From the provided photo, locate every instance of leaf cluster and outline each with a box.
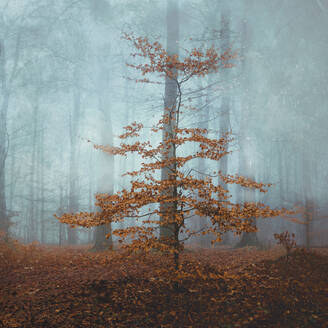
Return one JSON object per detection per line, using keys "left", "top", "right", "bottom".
{"left": 122, "top": 33, "right": 236, "bottom": 82}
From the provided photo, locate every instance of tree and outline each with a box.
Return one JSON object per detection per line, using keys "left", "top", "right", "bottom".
{"left": 56, "top": 34, "right": 291, "bottom": 269}
{"left": 86, "top": 0, "right": 115, "bottom": 251}
{"left": 91, "top": 47, "right": 114, "bottom": 252}
{"left": 0, "top": 6, "right": 24, "bottom": 235}
{"left": 0, "top": 0, "right": 50, "bottom": 236}
{"left": 234, "top": 13, "right": 260, "bottom": 248}
{"left": 159, "top": 0, "right": 180, "bottom": 241}
{"left": 0, "top": 37, "right": 9, "bottom": 234}
{"left": 62, "top": 3, "right": 90, "bottom": 245}
{"left": 217, "top": 8, "right": 233, "bottom": 245}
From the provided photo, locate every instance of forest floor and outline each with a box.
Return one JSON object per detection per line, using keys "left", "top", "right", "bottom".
{"left": 0, "top": 239, "right": 327, "bottom": 328}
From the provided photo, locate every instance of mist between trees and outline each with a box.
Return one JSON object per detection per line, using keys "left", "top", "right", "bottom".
{"left": 1, "top": 0, "right": 327, "bottom": 251}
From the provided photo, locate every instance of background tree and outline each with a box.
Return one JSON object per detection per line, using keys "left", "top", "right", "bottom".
{"left": 234, "top": 13, "right": 259, "bottom": 248}
{"left": 91, "top": 48, "right": 114, "bottom": 251}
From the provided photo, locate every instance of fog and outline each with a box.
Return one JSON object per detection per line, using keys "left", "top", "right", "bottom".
{"left": 1, "top": 0, "right": 327, "bottom": 248}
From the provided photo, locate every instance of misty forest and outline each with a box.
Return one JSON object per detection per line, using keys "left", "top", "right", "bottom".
{"left": 1, "top": 0, "right": 328, "bottom": 327}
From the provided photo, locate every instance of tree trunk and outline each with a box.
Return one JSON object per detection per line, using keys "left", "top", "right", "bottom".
{"left": 67, "top": 65, "right": 81, "bottom": 245}
{"left": 159, "top": 0, "right": 179, "bottom": 241}
{"left": 57, "top": 186, "right": 64, "bottom": 246}
{"left": 92, "top": 47, "right": 113, "bottom": 251}
{"left": 0, "top": 101, "right": 8, "bottom": 233}
{"left": 27, "top": 99, "right": 39, "bottom": 242}
{"left": 218, "top": 10, "right": 232, "bottom": 245}
{"left": 39, "top": 124, "right": 45, "bottom": 243}
{"left": 93, "top": 223, "right": 112, "bottom": 251}
{"left": 0, "top": 39, "right": 9, "bottom": 234}
{"left": 8, "top": 146, "right": 15, "bottom": 228}
{"left": 235, "top": 16, "right": 259, "bottom": 248}
{"left": 302, "top": 146, "right": 313, "bottom": 249}
{"left": 88, "top": 150, "right": 95, "bottom": 244}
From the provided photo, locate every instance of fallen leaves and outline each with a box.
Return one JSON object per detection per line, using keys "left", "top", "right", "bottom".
{"left": 0, "top": 240, "right": 327, "bottom": 327}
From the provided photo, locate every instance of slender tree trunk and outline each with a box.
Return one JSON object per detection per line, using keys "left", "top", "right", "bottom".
{"left": 302, "top": 147, "right": 313, "bottom": 249}
{"left": 0, "top": 30, "right": 21, "bottom": 236}
{"left": 88, "top": 150, "right": 94, "bottom": 244}
{"left": 0, "top": 39, "right": 9, "bottom": 234}
{"left": 92, "top": 49, "right": 113, "bottom": 251}
{"left": 67, "top": 65, "right": 81, "bottom": 245}
{"left": 9, "top": 139, "right": 16, "bottom": 216}
{"left": 195, "top": 78, "right": 212, "bottom": 248}
{"left": 0, "top": 102, "right": 8, "bottom": 233}
{"left": 304, "top": 199, "right": 312, "bottom": 249}
{"left": 235, "top": 17, "right": 259, "bottom": 248}
{"left": 121, "top": 63, "right": 130, "bottom": 184}
{"left": 27, "top": 99, "right": 39, "bottom": 242}
{"left": 276, "top": 142, "right": 288, "bottom": 233}
{"left": 58, "top": 185, "right": 65, "bottom": 246}
{"left": 160, "top": 0, "right": 179, "bottom": 242}
{"left": 119, "top": 75, "right": 131, "bottom": 232}
{"left": 39, "top": 124, "right": 45, "bottom": 243}
{"left": 218, "top": 10, "right": 232, "bottom": 245}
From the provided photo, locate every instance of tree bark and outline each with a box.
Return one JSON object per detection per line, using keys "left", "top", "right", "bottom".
{"left": 57, "top": 185, "right": 66, "bottom": 246}
{"left": 302, "top": 146, "right": 313, "bottom": 249}
{"left": 39, "top": 123, "right": 45, "bottom": 243}
{"left": 160, "top": 0, "right": 180, "bottom": 240}
{"left": 92, "top": 48, "right": 113, "bottom": 251}
{"left": 67, "top": 65, "right": 81, "bottom": 245}
{"left": 235, "top": 16, "right": 259, "bottom": 248}
{"left": 218, "top": 10, "right": 232, "bottom": 245}
{"left": 0, "top": 96, "right": 8, "bottom": 233}
{"left": 196, "top": 79, "right": 211, "bottom": 248}
{"left": 0, "top": 39, "right": 9, "bottom": 234}
{"left": 27, "top": 99, "right": 39, "bottom": 242}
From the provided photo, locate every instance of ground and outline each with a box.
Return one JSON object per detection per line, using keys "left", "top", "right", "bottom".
{"left": 0, "top": 239, "right": 327, "bottom": 327}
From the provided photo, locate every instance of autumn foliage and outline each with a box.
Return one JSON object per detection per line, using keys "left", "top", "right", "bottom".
{"left": 56, "top": 35, "right": 292, "bottom": 268}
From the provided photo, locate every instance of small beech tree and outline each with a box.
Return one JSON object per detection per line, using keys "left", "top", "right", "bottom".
{"left": 56, "top": 34, "right": 292, "bottom": 269}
